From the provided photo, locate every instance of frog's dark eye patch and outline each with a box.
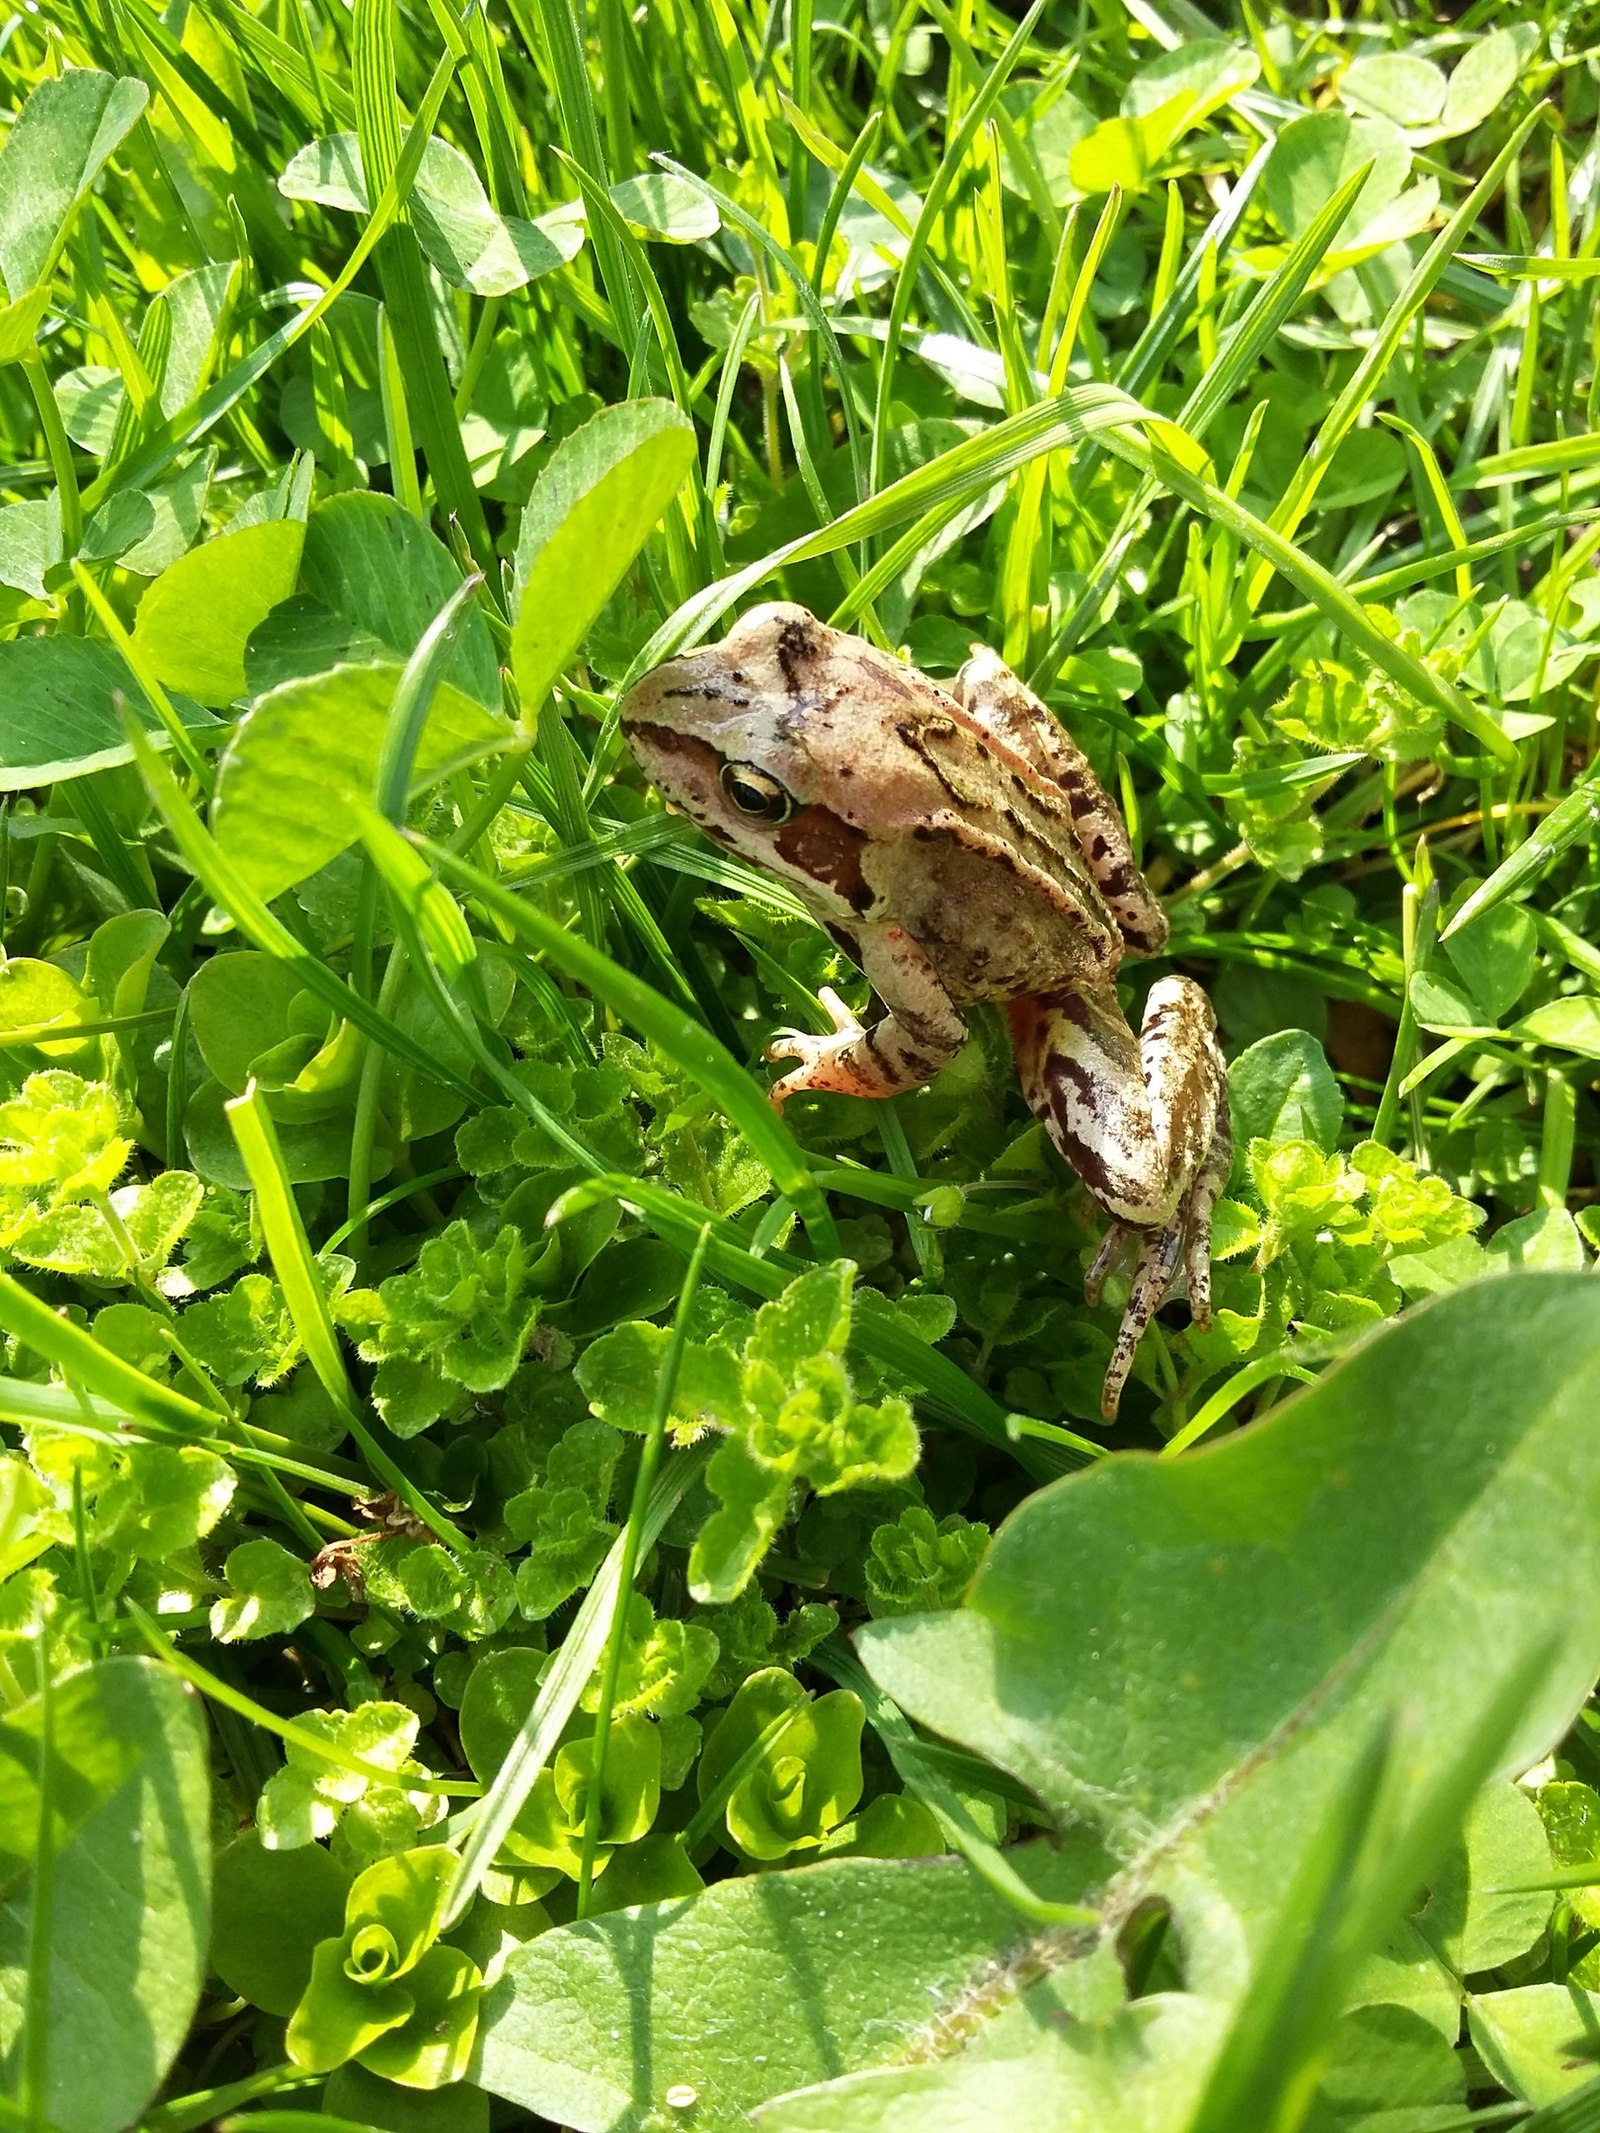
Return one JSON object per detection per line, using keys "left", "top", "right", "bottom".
{"left": 719, "top": 761, "right": 794, "bottom": 823}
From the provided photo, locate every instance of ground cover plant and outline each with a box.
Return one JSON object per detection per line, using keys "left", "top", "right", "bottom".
{"left": 3, "top": 0, "right": 1600, "bottom": 2126}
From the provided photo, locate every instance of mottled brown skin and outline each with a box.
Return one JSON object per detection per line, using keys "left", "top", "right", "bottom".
{"left": 620, "top": 603, "right": 1229, "bottom": 1415}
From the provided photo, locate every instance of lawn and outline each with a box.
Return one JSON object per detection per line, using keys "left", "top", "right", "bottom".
{"left": 2, "top": 1, "right": 1600, "bottom": 2127}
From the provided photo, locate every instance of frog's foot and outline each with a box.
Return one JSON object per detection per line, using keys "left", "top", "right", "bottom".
{"left": 1084, "top": 1104, "right": 1233, "bottom": 1414}
{"left": 1011, "top": 975, "right": 1228, "bottom": 1417}
{"left": 765, "top": 988, "right": 869, "bottom": 1108}
{"left": 765, "top": 929, "right": 969, "bottom": 1108}
{"left": 1098, "top": 1224, "right": 1186, "bottom": 1419}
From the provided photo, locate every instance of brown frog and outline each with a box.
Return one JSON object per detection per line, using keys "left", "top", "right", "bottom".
{"left": 619, "top": 603, "right": 1229, "bottom": 1415}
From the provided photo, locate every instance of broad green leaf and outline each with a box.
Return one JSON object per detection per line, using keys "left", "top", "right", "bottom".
{"left": 1228, "top": 1028, "right": 1344, "bottom": 1151}
{"left": 325, "top": 2061, "right": 491, "bottom": 2130}
{"left": 609, "top": 173, "right": 719, "bottom": 242}
{"left": 0, "top": 69, "right": 148, "bottom": 360}
{"left": 1418, "top": 1783, "right": 1553, "bottom": 1974}
{"left": 1263, "top": 110, "right": 1410, "bottom": 242}
{"left": 212, "top": 663, "right": 509, "bottom": 901}
{"left": 0, "top": 637, "right": 216, "bottom": 789}
{"left": 865, "top": 1276, "right": 1600, "bottom": 1862}
{"left": 1438, "top": 28, "right": 1534, "bottom": 139}
{"left": 511, "top": 399, "right": 697, "bottom": 715}
{"left": 472, "top": 1847, "right": 1113, "bottom": 2129}
{"left": 187, "top": 950, "right": 318, "bottom": 1094}
{"left": 1339, "top": 54, "right": 1446, "bottom": 130}
{"left": 296, "top": 492, "right": 501, "bottom": 709}
{"left": 104, "top": 444, "right": 216, "bottom": 576}
{"left": 1488, "top": 1209, "right": 1588, "bottom": 1273}
{"left": 0, "top": 958, "right": 95, "bottom": 1058}
{"left": 0, "top": 497, "right": 60, "bottom": 599}
{"left": 1443, "top": 901, "right": 1539, "bottom": 1020}
{"left": 0, "top": 1657, "right": 210, "bottom": 2133}
{"left": 847, "top": 1278, "right": 1600, "bottom": 2104}
{"left": 1470, "top": 1985, "right": 1600, "bottom": 2107}
{"left": 409, "top": 143, "right": 585, "bottom": 295}
{"left": 1513, "top": 998, "right": 1600, "bottom": 1061}
{"left": 279, "top": 131, "right": 369, "bottom": 210}
{"left": 1410, "top": 968, "right": 1492, "bottom": 1035}
{"left": 133, "top": 518, "right": 307, "bottom": 704}
{"left": 279, "top": 132, "right": 585, "bottom": 294}
{"left": 1069, "top": 43, "right": 1259, "bottom": 195}
{"left": 212, "top": 1831, "right": 352, "bottom": 2015}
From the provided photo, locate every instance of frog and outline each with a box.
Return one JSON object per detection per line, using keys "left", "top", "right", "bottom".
{"left": 619, "top": 602, "right": 1230, "bottom": 1417}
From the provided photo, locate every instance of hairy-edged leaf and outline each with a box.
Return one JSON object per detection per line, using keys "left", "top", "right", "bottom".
{"left": 211, "top": 1535, "right": 316, "bottom": 1641}
{"left": 0, "top": 1658, "right": 210, "bottom": 2133}
{"left": 0, "top": 637, "right": 216, "bottom": 789}
{"left": 511, "top": 399, "right": 696, "bottom": 715}
{"left": 844, "top": 1278, "right": 1600, "bottom": 2097}
{"left": 212, "top": 664, "right": 509, "bottom": 901}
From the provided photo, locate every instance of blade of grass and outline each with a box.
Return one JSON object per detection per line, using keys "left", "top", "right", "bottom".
{"left": 576, "top": 1222, "right": 711, "bottom": 1916}
{"left": 226, "top": 1080, "right": 471, "bottom": 1553}
{"left": 444, "top": 1440, "right": 713, "bottom": 1925}
{"left": 1442, "top": 763, "right": 1600, "bottom": 938}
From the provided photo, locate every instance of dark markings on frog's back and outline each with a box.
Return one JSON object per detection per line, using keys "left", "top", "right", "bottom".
{"left": 776, "top": 618, "right": 815, "bottom": 693}
{"left": 896, "top": 720, "right": 971, "bottom": 812}
{"left": 774, "top": 804, "right": 873, "bottom": 913}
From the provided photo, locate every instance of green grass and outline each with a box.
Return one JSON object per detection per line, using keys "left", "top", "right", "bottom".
{"left": 2, "top": 1, "right": 1600, "bottom": 2127}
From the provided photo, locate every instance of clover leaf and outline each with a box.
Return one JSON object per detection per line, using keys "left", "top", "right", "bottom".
{"left": 286, "top": 1846, "right": 483, "bottom": 2090}
{"left": 210, "top": 1536, "right": 315, "bottom": 1642}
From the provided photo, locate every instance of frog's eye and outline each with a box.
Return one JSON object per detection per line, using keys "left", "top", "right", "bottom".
{"left": 719, "top": 761, "right": 795, "bottom": 824}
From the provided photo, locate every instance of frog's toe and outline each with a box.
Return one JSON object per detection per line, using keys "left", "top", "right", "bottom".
{"left": 1100, "top": 1223, "right": 1184, "bottom": 1418}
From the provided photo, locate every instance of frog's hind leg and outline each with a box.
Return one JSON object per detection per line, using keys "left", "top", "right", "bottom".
{"left": 954, "top": 648, "right": 1169, "bottom": 955}
{"left": 1010, "top": 975, "right": 1227, "bottom": 1415}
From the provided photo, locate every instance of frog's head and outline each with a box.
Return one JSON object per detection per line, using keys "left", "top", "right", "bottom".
{"left": 617, "top": 603, "right": 850, "bottom": 884}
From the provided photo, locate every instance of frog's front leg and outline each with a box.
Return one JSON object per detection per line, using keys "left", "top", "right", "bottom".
{"left": 1009, "top": 976, "right": 1228, "bottom": 1416}
{"left": 766, "top": 924, "right": 967, "bottom": 1107}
